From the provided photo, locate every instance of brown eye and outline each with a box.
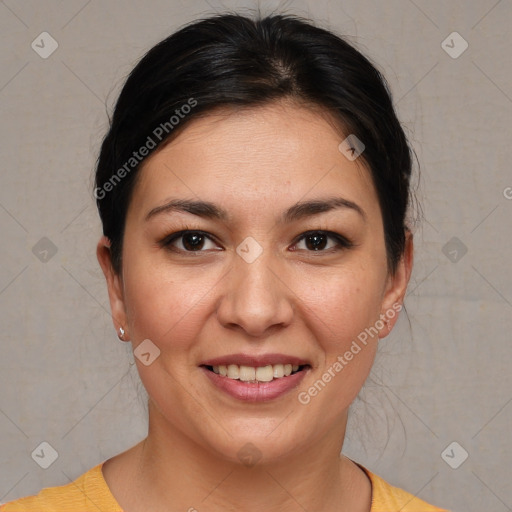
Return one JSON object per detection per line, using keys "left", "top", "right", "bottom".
{"left": 163, "top": 230, "right": 220, "bottom": 253}
{"left": 181, "top": 232, "right": 206, "bottom": 251}
{"left": 293, "top": 231, "right": 353, "bottom": 252}
{"left": 304, "top": 233, "right": 328, "bottom": 251}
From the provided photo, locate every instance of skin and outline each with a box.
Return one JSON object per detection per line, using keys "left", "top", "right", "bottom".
{"left": 97, "top": 100, "right": 413, "bottom": 512}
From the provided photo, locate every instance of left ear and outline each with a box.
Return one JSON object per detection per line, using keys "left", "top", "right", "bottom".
{"left": 378, "top": 230, "right": 414, "bottom": 339}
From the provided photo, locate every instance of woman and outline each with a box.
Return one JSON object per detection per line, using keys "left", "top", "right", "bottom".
{"left": 1, "top": 13, "right": 448, "bottom": 512}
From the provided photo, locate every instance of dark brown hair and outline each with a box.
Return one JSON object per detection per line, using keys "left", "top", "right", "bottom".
{"left": 94, "top": 13, "right": 412, "bottom": 274}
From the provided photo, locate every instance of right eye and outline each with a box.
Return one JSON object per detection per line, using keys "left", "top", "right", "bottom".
{"left": 162, "top": 230, "right": 222, "bottom": 253}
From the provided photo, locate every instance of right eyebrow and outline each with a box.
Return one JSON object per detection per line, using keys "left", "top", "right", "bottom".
{"left": 145, "top": 199, "right": 228, "bottom": 222}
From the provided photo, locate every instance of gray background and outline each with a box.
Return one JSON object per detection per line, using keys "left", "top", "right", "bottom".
{"left": 1, "top": 1, "right": 511, "bottom": 511}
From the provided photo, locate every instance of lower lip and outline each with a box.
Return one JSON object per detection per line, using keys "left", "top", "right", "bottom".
{"left": 200, "top": 366, "right": 309, "bottom": 402}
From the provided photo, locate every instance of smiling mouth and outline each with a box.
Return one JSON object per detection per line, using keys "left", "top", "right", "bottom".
{"left": 202, "top": 363, "right": 310, "bottom": 383}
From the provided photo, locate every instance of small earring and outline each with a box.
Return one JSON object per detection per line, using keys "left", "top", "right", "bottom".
{"left": 118, "top": 327, "right": 125, "bottom": 340}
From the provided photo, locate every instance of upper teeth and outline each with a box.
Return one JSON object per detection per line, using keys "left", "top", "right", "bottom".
{"left": 212, "top": 364, "right": 300, "bottom": 382}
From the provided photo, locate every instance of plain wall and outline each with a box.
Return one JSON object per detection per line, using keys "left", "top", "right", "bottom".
{"left": 1, "top": 1, "right": 511, "bottom": 511}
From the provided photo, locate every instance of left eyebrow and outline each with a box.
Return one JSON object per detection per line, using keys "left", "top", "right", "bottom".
{"left": 280, "top": 197, "right": 366, "bottom": 223}
{"left": 144, "top": 196, "right": 366, "bottom": 223}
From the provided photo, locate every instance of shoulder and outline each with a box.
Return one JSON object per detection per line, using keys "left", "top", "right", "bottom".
{"left": 0, "top": 463, "right": 121, "bottom": 512}
{"left": 358, "top": 464, "right": 450, "bottom": 512}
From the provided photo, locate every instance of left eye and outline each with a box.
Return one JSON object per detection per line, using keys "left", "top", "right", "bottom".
{"left": 292, "top": 231, "right": 352, "bottom": 252}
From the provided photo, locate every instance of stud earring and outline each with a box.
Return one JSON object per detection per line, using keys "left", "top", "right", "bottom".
{"left": 118, "top": 327, "right": 125, "bottom": 340}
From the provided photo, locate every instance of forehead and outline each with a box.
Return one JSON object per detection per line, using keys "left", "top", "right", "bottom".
{"left": 129, "top": 101, "right": 379, "bottom": 222}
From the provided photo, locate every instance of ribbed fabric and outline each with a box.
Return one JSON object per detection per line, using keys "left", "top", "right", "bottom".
{"left": 356, "top": 464, "right": 448, "bottom": 511}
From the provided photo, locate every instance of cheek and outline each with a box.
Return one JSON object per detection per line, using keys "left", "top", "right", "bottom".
{"left": 293, "top": 265, "right": 384, "bottom": 345}
{"left": 122, "top": 257, "right": 220, "bottom": 347}
{"left": 293, "top": 274, "right": 382, "bottom": 415}
{"left": 292, "top": 264, "right": 383, "bottom": 397}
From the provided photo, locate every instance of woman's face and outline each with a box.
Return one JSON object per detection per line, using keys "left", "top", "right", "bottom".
{"left": 99, "top": 101, "right": 411, "bottom": 464}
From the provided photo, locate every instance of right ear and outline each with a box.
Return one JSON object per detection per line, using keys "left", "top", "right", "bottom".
{"left": 96, "top": 236, "right": 129, "bottom": 341}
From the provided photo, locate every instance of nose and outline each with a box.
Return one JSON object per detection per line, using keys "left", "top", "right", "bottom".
{"left": 215, "top": 249, "right": 294, "bottom": 338}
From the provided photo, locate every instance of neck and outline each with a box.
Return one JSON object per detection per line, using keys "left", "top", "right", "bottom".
{"left": 111, "top": 401, "right": 371, "bottom": 512}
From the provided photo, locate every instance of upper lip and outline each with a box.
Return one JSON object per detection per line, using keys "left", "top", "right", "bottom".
{"left": 200, "top": 353, "right": 310, "bottom": 367}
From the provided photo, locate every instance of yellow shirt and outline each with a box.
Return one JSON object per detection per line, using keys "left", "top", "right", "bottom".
{"left": 1, "top": 461, "right": 448, "bottom": 512}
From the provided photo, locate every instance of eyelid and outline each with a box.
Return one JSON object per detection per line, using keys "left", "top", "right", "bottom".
{"left": 160, "top": 227, "right": 354, "bottom": 254}
{"left": 160, "top": 229, "right": 222, "bottom": 250}
{"left": 291, "top": 230, "right": 355, "bottom": 251}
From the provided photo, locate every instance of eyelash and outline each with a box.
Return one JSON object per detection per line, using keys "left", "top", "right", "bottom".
{"left": 160, "top": 226, "right": 354, "bottom": 255}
